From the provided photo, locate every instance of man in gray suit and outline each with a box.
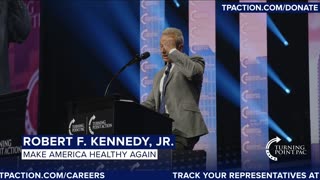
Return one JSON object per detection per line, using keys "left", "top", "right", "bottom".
{"left": 142, "top": 27, "right": 208, "bottom": 150}
{"left": 0, "top": 0, "right": 31, "bottom": 94}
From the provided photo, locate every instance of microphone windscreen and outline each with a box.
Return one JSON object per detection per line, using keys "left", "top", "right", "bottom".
{"left": 140, "top": 52, "right": 150, "bottom": 60}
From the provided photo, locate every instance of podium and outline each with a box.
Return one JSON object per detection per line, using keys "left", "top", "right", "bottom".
{"left": 0, "top": 90, "right": 28, "bottom": 157}
{"left": 65, "top": 97, "right": 208, "bottom": 171}
{"left": 67, "top": 96, "right": 173, "bottom": 135}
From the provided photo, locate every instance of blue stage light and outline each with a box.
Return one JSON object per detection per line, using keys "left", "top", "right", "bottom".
{"left": 285, "top": 88, "right": 291, "bottom": 94}
{"left": 216, "top": 60, "right": 292, "bottom": 143}
{"left": 55, "top": 1, "right": 140, "bottom": 98}
{"left": 216, "top": 11, "right": 239, "bottom": 49}
{"left": 216, "top": 60, "right": 240, "bottom": 105}
{"left": 267, "top": 15, "right": 288, "bottom": 47}
{"left": 286, "top": 137, "right": 292, "bottom": 143}
{"left": 268, "top": 64, "right": 291, "bottom": 95}
{"left": 269, "top": 117, "right": 293, "bottom": 143}
{"left": 173, "top": 0, "right": 180, "bottom": 8}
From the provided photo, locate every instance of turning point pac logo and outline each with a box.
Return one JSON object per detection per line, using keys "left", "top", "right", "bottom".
{"left": 265, "top": 137, "right": 281, "bottom": 161}
{"left": 265, "top": 137, "right": 307, "bottom": 161}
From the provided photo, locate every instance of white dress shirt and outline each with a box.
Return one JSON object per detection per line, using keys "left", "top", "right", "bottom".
{"left": 159, "top": 48, "right": 177, "bottom": 113}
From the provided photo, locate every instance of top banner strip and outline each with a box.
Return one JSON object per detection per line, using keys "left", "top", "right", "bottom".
{"left": 220, "top": 3, "right": 320, "bottom": 13}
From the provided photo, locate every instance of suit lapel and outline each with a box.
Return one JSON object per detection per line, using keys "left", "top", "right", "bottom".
{"left": 154, "top": 68, "right": 165, "bottom": 110}
{"left": 164, "top": 65, "right": 175, "bottom": 91}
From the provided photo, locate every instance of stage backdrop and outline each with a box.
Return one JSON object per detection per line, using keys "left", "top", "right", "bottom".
{"left": 8, "top": 0, "right": 40, "bottom": 135}
{"left": 140, "top": 0, "right": 217, "bottom": 170}
{"left": 309, "top": 0, "right": 320, "bottom": 166}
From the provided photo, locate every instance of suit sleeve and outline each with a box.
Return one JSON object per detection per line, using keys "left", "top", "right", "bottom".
{"left": 141, "top": 91, "right": 156, "bottom": 111}
{"left": 8, "top": 0, "right": 31, "bottom": 43}
{"left": 168, "top": 50, "right": 205, "bottom": 79}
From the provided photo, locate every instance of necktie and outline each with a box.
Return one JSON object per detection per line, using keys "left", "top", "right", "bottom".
{"left": 159, "top": 63, "right": 172, "bottom": 114}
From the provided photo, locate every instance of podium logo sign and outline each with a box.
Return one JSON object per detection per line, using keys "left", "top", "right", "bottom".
{"left": 68, "top": 118, "right": 86, "bottom": 135}
{"left": 265, "top": 137, "right": 281, "bottom": 161}
{"left": 68, "top": 111, "right": 113, "bottom": 135}
{"left": 88, "top": 114, "right": 113, "bottom": 135}
{"left": 265, "top": 137, "right": 307, "bottom": 161}
{"left": 0, "top": 139, "right": 21, "bottom": 156}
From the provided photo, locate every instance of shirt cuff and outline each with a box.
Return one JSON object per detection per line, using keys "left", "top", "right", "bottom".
{"left": 169, "top": 48, "right": 177, "bottom": 54}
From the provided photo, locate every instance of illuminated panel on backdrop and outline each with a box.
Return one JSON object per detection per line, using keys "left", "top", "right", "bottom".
{"left": 189, "top": 0, "right": 216, "bottom": 170}
{"left": 140, "top": 0, "right": 165, "bottom": 103}
{"left": 9, "top": 0, "right": 40, "bottom": 135}
{"left": 309, "top": 0, "right": 320, "bottom": 167}
{"left": 240, "top": 0, "right": 268, "bottom": 170}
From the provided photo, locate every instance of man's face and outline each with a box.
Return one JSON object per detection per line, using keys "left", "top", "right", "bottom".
{"left": 160, "top": 34, "right": 175, "bottom": 62}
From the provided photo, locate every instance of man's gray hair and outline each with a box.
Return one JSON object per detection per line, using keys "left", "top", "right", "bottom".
{"left": 162, "top": 27, "right": 184, "bottom": 46}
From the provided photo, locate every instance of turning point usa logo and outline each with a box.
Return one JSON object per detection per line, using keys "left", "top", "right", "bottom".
{"left": 265, "top": 137, "right": 307, "bottom": 161}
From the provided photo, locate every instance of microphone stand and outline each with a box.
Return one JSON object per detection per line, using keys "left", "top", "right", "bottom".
{"left": 104, "top": 54, "right": 140, "bottom": 96}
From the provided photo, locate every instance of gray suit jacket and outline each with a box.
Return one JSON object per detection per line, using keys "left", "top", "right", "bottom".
{"left": 142, "top": 50, "right": 209, "bottom": 138}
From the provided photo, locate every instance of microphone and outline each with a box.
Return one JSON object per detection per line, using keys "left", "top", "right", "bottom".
{"left": 104, "top": 52, "right": 150, "bottom": 96}
{"left": 127, "top": 52, "right": 150, "bottom": 66}
{"left": 140, "top": 51, "right": 150, "bottom": 59}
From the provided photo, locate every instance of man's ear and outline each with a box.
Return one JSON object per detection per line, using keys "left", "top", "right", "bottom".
{"left": 177, "top": 44, "right": 183, "bottom": 51}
